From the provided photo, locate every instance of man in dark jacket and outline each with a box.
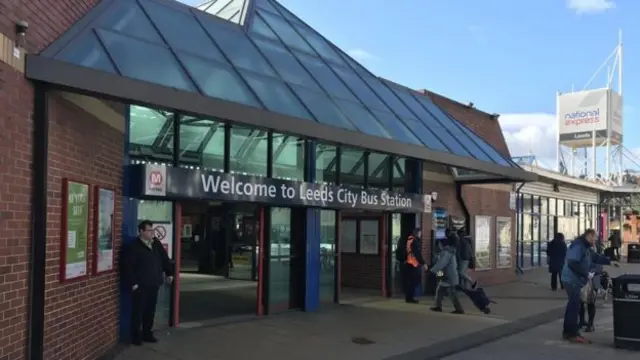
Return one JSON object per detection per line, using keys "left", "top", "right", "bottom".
{"left": 456, "top": 233, "right": 476, "bottom": 289}
{"left": 396, "top": 228, "right": 428, "bottom": 303}
{"left": 608, "top": 231, "right": 621, "bottom": 260}
{"left": 546, "top": 233, "right": 567, "bottom": 291}
{"left": 123, "top": 220, "right": 174, "bottom": 345}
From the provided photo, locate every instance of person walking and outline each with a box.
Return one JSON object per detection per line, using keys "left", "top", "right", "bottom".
{"left": 396, "top": 228, "right": 427, "bottom": 303}
{"left": 546, "top": 233, "right": 567, "bottom": 291}
{"left": 560, "top": 229, "right": 617, "bottom": 343}
{"left": 608, "top": 231, "right": 622, "bottom": 261}
{"left": 456, "top": 233, "right": 477, "bottom": 289}
{"left": 430, "top": 234, "right": 464, "bottom": 314}
{"left": 123, "top": 220, "right": 175, "bottom": 345}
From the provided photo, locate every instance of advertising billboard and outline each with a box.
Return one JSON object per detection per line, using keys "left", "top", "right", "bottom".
{"left": 557, "top": 88, "right": 623, "bottom": 147}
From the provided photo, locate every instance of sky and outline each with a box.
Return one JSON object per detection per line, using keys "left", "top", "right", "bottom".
{"left": 182, "top": 0, "right": 639, "bottom": 171}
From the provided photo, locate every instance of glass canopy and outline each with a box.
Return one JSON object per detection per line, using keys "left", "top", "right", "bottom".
{"left": 42, "top": 0, "right": 519, "bottom": 173}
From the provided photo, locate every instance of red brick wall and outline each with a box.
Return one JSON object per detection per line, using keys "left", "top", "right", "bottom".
{"left": 0, "top": 61, "right": 34, "bottom": 360}
{"left": 422, "top": 177, "right": 516, "bottom": 286}
{"left": 44, "top": 93, "right": 124, "bottom": 360}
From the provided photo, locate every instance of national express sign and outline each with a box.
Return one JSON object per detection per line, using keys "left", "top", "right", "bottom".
{"left": 557, "top": 88, "right": 623, "bottom": 146}
{"left": 126, "top": 164, "right": 428, "bottom": 213}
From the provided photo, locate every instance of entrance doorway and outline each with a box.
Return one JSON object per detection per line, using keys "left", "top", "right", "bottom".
{"left": 178, "top": 202, "right": 260, "bottom": 322}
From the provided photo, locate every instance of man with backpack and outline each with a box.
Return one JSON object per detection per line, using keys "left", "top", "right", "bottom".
{"left": 456, "top": 232, "right": 477, "bottom": 289}
{"left": 396, "top": 228, "right": 428, "bottom": 303}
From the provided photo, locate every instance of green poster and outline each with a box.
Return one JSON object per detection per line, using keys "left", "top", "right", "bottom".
{"left": 65, "top": 181, "right": 89, "bottom": 280}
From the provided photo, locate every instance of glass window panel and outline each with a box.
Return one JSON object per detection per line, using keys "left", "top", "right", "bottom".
{"left": 269, "top": 207, "right": 292, "bottom": 310}
{"left": 400, "top": 118, "right": 449, "bottom": 152}
{"left": 129, "top": 106, "right": 171, "bottom": 146}
{"left": 292, "top": 51, "right": 358, "bottom": 102}
{"left": 257, "top": 10, "right": 314, "bottom": 54}
{"left": 452, "top": 122, "right": 512, "bottom": 166}
{"left": 332, "top": 100, "right": 391, "bottom": 139}
{"left": 540, "top": 197, "right": 549, "bottom": 214}
{"left": 291, "top": 86, "right": 355, "bottom": 130}
{"left": 272, "top": 134, "right": 305, "bottom": 181}
{"left": 239, "top": 71, "right": 313, "bottom": 120}
{"left": 368, "top": 152, "right": 390, "bottom": 189}
{"left": 522, "top": 195, "right": 533, "bottom": 212}
{"left": 361, "top": 77, "right": 417, "bottom": 119}
{"left": 140, "top": 0, "right": 225, "bottom": 61}
{"left": 319, "top": 210, "right": 336, "bottom": 302}
{"left": 292, "top": 24, "right": 346, "bottom": 66}
{"left": 369, "top": 109, "right": 422, "bottom": 145}
{"left": 177, "top": 53, "right": 261, "bottom": 108}
{"left": 176, "top": 117, "right": 213, "bottom": 152}
{"left": 557, "top": 199, "right": 565, "bottom": 216}
{"left": 97, "top": 30, "right": 195, "bottom": 92}
{"left": 56, "top": 32, "right": 116, "bottom": 73}
{"left": 315, "top": 143, "right": 337, "bottom": 184}
{"left": 249, "top": 12, "right": 279, "bottom": 40}
{"left": 391, "top": 213, "right": 402, "bottom": 294}
{"left": 250, "top": 37, "right": 320, "bottom": 90}
{"left": 330, "top": 65, "right": 389, "bottom": 111}
{"left": 200, "top": 122, "right": 225, "bottom": 171}
{"left": 359, "top": 220, "right": 379, "bottom": 254}
{"left": 341, "top": 219, "right": 357, "bottom": 253}
{"left": 392, "top": 158, "right": 405, "bottom": 191}
{"left": 340, "top": 147, "right": 365, "bottom": 187}
{"left": 270, "top": 0, "right": 304, "bottom": 25}
{"left": 496, "top": 217, "right": 512, "bottom": 268}
{"left": 549, "top": 198, "right": 557, "bottom": 215}
{"left": 199, "top": 17, "right": 276, "bottom": 76}
{"left": 229, "top": 126, "right": 268, "bottom": 176}
{"left": 97, "top": 0, "right": 163, "bottom": 43}
{"left": 533, "top": 196, "right": 540, "bottom": 213}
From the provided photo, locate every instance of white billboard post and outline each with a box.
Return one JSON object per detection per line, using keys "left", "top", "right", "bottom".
{"left": 556, "top": 32, "right": 624, "bottom": 184}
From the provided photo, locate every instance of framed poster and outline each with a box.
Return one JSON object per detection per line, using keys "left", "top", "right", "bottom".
{"left": 60, "top": 179, "right": 90, "bottom": 282}
{"left": 496, "top": 217, "right": 513, "bottom": 268}
{"left": 473, "top": 215, "right": 492, "bottom": 270}
{"left": 93, "top": 186, "right": 116, "bottom": 274}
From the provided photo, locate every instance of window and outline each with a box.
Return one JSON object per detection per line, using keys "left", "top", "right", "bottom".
{"left": 340, "top": 147, "right": 365, "bottom": 187}
{"left": 229, "top": 126, "right": 268, "bottom": 176}
{"left": 359, "top": 220, "right": 379, "bottom": 255}
{"left": 319, "top": 210, "right": 336, "bottom": 302}
{"left": 272, "top": 134, "right": 305, "bottom": 181}
{"left": 315, "top": 143, "right": 337, "bottom": 184}
{"left": 368, "top": 152, "right": 391, "bottom": 189}
{"left": 522, "top": 195, "right": 533, "bottom": 213}
{"left": 549, "top": 198, "right": 557, "bottom": 215}
{"left": 341, "top": 219, "right": 357, "bottom": 253}
{"left": 474, "top": 215, "right": 492, "bottom": 270}
{"left": 496, "top": 217, "right": 512, "bottom": 268}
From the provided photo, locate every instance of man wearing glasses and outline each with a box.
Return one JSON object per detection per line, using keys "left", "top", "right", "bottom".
{"left": 123, "top": 220, "right": 174, "bottom": 345}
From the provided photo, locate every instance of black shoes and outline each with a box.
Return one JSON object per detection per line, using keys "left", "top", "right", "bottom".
{"left": 143, "top": 335, "right": 158, "bottom": 343}
{"left": 405, "top": 298, "right": 419, "bottom": 304}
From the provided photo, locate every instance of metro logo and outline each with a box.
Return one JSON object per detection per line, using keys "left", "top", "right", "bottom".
{"left": 149, "top": 171, "right": 163, "bottom": 185}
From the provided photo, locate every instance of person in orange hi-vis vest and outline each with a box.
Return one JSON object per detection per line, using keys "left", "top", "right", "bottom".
{"left": 396, "top": 228, "right": 428, "bottom": 303}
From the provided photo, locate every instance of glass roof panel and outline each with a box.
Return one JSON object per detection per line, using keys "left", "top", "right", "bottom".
{"left": 198, "top": 15, "right": 276, "bottom": 76}
{"left": 401, "top": 118, "right": 450, "bottom": 153}
{"left": 251, "top": 36, "right": 321, "bottom": 90}
{"left": 249, "top": 11, "right": 279, "bottom": 40}
{"left": 239, "top": 70, "right": 314, "bottom": 120}
{"left": 361, "top": 76, "right": 418, "bottom": 120}
{"left": 410, "top": 93, "right": 494, "bottom": 162}
{"left": 177, "top": 52, "right": 261, "bottom": 108}
{"left": 291, "top": 23, "right": 346, "bottom": 66}
{"left": 332, "top": 99, "right": 392, "bottom": 139}
{"left": 176, "top": 117, "right": 217, "bottom": 152}
{"left": 256, "top": 10, "right": 315, "bottom": 54}
{"left": 369, "top": 109, "right": 422, "bottom": 146}
{"left": 95, "top": 0, "right": 163, "bottom": 44}
{"left": 254, "top": 0, "right": 281, "bottom": 16}
{"left": 268, "top": 0, "right": 305, "bottom": 25}
{"left": 329, "top": 64, "right": 389, "bottom": 111}
{"left": 97, "top": 29, "right": 196, "bottom": 92}
{"left": 291, "top": 86, "right": 356, "bottom": 131}
{"left": 292, "top": 50, "right": 358, "bottom": 102}
{"left": 449, "top": 120, "right": 513, "bottom": 166}
{"left": 56, "top": 31, "right": 117, "bottom": 74}
{"left": 140, "top": 0, "right": 225, "bottom": 61}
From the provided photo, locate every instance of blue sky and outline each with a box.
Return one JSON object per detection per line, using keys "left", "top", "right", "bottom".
{"left": 183, "top": 0, "right": 637, "bottom": 170}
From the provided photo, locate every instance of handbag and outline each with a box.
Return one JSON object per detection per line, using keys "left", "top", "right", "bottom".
{"left": 580, "top": 280, "right": 596, "bottom": 304}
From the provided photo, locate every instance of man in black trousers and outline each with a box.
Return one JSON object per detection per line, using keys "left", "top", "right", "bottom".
{"left": 123, "top": 220, "right": 174, "bottom": 345}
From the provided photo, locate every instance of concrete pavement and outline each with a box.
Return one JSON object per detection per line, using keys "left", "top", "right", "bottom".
{"left": 110, "top": 264, "right": 639, "bottom": 360}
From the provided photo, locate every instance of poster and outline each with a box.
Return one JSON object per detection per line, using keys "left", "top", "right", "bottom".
{"left": 496, "top": 217, "right": 512, "bottom": 268}
{"left": 474, "top": 215, "right": 492, "bottom": 270}
{"left": 153, "top": 223, "right": 173, "bottom": 259}
{"left": 95, "top": 187, "right": 115, "bottom": 273}
{"left": 63, "top": 180, "right": 89, "bottom": 280}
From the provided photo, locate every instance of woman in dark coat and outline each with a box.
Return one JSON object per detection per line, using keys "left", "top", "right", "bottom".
{"left": 546, "top": 232, "right": 567, "bottom": 291}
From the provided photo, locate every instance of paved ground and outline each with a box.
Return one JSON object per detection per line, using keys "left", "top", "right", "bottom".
{"left": 111, "top": 264, "right": 639, "bottom": 360}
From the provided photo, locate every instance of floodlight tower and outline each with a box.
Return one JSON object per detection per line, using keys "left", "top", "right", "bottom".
{"left": 556, "top": 30, "right": 624, "bottom": 185}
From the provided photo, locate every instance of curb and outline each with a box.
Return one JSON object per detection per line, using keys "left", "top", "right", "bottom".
{"left": 385, "top": 306, "right": 566, "bottom": 360}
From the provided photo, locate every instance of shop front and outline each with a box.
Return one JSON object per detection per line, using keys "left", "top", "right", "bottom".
{"left": 122, "top": 162, "right": 427, "bottom": 330}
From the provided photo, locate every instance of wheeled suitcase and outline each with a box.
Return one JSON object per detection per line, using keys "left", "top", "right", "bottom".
{"left": 461, "top": 287, "right": 494, "bottom": 314}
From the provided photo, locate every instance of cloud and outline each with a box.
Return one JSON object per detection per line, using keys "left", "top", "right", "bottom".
{"left": 347, "top": 49, "right": 380, "bottom": 63}
{"left": 566, "top": 0, "right": 615, "bottom": 14}
{"left": 498, "top": 113, "right": 558, "bottom": 168}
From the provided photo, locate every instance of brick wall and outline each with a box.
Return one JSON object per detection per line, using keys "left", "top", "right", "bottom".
{"left": 0, "top": 60, "right": 33, "bottom": 360}
{"left": 44, "top": 93, "right": 124, "bottom": 360}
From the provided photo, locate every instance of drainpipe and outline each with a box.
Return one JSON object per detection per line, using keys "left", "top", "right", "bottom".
{"left": 28, "top": 85, "right": 48, "bottom": 360}
{"left": 454, "top": 183, "right": 470, "bottom": 233}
